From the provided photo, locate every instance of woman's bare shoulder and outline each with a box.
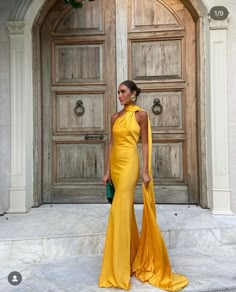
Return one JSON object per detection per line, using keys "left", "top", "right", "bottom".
{"left": 111, "top": 112, "right": 119, "bottom": 120}
{"left": 111, "top": 112, "right": 119, "bottom": 124}
{"left": 136, "top": 110, "right": 148, "bottom": 123}
{"left": 136, "top": 110, "right": 147, "bottom": 117}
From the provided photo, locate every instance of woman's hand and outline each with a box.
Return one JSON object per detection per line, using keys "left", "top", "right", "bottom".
{"left": 102, "top": 173, "right": 110, "bottom": 185}
{"left": 142, "top": 171, "right": 151, "bottom": 186}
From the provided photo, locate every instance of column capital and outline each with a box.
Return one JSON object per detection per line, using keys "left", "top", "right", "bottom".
{"left": 6, "top": 21, "right": 25, "bottom": 35}
{"left": 209, "top": 17, "right": 229, "bottom": 30}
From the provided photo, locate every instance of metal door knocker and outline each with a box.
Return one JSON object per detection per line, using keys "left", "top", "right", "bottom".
{"left": 152, "top": 98, "right": 163, "bottom": 115}
{"left": 74, "top": 100, "right": 85, "bottom": 116}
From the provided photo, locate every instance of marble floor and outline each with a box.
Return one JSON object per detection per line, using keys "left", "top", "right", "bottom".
{"left": 1, "top": 246, "right": 236, "bottom": 291}
{"left": 0, "top": 204, "right": 236, "bottom": 291}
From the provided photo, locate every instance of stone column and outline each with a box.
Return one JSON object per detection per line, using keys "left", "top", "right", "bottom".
{"left": 209, "top": 17, "right": 233, "bottom": 214}
{"left": 6, "top": 21, "right": 33, "bottom": 213}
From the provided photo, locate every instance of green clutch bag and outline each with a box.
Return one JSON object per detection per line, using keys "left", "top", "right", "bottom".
{"left": 106, "top": 181, "right": 115, "bottom": 204}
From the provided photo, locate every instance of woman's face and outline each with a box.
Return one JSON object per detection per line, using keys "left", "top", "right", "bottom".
{"left": 118, "top": 84, "right": 134, "bottom": 105}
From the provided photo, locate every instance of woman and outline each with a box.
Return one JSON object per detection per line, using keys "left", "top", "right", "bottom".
{"left": 98, "top": 80, "right": 188, "bottom": 291}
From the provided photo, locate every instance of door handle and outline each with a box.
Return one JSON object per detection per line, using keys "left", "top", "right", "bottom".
{"left": 152, "top": 98, "right": 163, "bottom": 115}
{"left": 85, "top": 134, "right": 104, "bottom": 140}
{"left": 74, "top": 100, "right": 85, "bottom": 116}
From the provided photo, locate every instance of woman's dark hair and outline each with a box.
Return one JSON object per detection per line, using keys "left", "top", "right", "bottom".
{"left": 120, "top": 80, "right": 141, "bottom": 97}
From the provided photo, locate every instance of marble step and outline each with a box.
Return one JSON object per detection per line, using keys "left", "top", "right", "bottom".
{"left": 1, "top": 246, "right": 236, "bottom": 292}
{"left": 0, "top": 204, "right": 236, "bottom": 262}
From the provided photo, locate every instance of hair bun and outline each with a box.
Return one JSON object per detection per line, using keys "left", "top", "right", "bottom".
{"left": 136, "top": 87, "right": 141, "bottom": 97}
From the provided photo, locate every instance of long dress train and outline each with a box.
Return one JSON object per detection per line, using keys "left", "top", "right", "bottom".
{"left": 98, "top": 104, "right": 188, "bottom": 291}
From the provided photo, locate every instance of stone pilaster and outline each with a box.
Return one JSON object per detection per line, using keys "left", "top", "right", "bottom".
{"left": 209, "top": 16, "right": 233, "bottom": 214}
{"left": 7, "top": 21, "right": 32, "bottom": 212}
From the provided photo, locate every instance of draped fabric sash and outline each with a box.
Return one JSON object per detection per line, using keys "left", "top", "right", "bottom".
{"left": 124, "top": 104, "right": 188, "bottom": 291}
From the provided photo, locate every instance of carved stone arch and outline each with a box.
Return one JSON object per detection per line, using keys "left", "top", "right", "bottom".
{"left": 9, "top": 0, "right": 209, "bottom": 22}
{"left": 9, "top": 0, "right": 58, "bottom": 23}
{"left": 9, "top": 0, "right": 33, "bottom": 21}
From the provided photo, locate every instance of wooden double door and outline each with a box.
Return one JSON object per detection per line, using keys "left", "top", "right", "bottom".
{"left": 41, "top": 0, "right": 198, "bottom": 203}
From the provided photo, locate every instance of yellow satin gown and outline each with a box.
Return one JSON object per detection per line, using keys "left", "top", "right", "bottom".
{"left": 98, "top": 104, "right": 188, "bottom": 291}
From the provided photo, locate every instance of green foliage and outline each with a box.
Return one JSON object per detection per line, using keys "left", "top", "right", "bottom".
{"left": 64, "top": 0, "right": 83, "bottom": 9}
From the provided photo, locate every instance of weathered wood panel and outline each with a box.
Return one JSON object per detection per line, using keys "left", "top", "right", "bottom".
{"left": 52, "top": 185, "right": 188, "bottom": 204}
{"left": 185, "top": 5, "right": 198, "bottom": 201}
{"left": 55, "top": 44, "right": 103, "bottom": 82}
{"left": 54, "top": 93, "right": 104, "bottom": 131}
{"left": 130, "top": 0, "right": 181, "bottom": 30}
{"left": 137, "top": 91, "right": 182, "bottom": 129}
{"left": 152, "top": 142, "right": 183, "bottom": 179}
{"left": 56, "top": 0, "right": 103, "bottom": 34}
{"left": 55, "top": 143, "right": 104, "bottom": 182}
{"left": 131, "top": 40, "right": 182, "bottom": 80}
{"left": 135, "top": 185, "right": 188, "bottom": 204}
{"left": 138, "top": 142, "right": 183, "bottom": 181}
{"left": 52, "top": 185, "right": 107, "bottom": 203}
{"left": 41, "top": 16, "right": 56, "bottom": 202}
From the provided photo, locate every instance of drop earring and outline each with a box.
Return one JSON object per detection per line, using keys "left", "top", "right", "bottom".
{"left": 131, "top": 95, "right": 137, "bottom": 102}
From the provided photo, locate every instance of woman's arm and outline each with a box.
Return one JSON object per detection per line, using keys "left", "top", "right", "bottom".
{"left": 102, "top": 113, "right": 118, "bottom": 185}
{"left": 136, "top": 111, "right": 151, "bottom": 186}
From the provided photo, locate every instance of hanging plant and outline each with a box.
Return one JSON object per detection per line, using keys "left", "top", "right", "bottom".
{"left": 64, "top": 0, "right": 94, "bottom": 9}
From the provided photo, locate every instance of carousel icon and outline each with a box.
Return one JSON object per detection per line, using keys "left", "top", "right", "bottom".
{"left": 8, "top": 271, "right": 22, "bottom": 286}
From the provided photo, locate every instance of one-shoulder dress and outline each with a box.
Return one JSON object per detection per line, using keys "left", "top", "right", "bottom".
{"left": 98, "top": 104, "right": 188, "bottom": 291}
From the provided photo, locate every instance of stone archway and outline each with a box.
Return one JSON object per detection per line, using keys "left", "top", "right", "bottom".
{"left": 6, "top": 0, "right": 232, "bottom": 214}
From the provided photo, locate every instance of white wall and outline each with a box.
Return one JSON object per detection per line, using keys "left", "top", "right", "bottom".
{"left": 0, "top": 0, "right": 17, "bottom": 214}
